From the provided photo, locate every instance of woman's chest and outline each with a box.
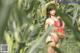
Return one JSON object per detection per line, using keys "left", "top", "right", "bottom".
{"left": 48, "top": 19, "right": 60, "bottom": 27}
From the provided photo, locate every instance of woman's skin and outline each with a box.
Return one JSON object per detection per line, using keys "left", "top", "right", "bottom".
{"left": 45, "top": 9, "right": 65, "bottom": 53}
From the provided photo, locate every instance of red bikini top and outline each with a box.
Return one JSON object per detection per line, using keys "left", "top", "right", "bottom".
{"left": 53, "top": 20, "right": 61, "bottom": 27}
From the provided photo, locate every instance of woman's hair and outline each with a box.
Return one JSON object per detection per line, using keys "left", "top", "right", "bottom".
{"left": 46, "top": 4, "right": 56, "bottom": 18}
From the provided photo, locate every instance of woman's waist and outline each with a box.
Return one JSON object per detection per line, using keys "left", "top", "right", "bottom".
{"left": 51, "top": 27, "right": 64, "bottom": 32}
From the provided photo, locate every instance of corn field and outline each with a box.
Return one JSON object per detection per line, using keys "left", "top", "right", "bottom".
{"left": 0, "top": 0, "right": 80, "bottom": 53}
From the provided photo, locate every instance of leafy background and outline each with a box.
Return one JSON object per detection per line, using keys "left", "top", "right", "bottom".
{"left": 0, "top": 0, "right": 80, "bottom": 53}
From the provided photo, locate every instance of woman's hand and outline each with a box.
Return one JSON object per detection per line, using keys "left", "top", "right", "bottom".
{"left": 61, "top": 21, "right": 65, "bottom": 28}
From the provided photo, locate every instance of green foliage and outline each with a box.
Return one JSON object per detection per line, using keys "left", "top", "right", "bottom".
{"left": 0, "top": 0, "right": 80, "bottom": 53}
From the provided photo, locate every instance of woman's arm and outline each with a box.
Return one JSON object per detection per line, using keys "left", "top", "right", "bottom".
{"left": 57, "top": 16, "right": 65, "bottom": 28}
{"left": 45, "top": 19, "right": 49, "bottom": 30}
{"left": 61, "top": 21, "right": 65, "bottom": 28}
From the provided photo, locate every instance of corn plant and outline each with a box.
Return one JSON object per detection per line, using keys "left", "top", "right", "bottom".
{"left": 0, "top": 0, "right": 80, "bottom": 53}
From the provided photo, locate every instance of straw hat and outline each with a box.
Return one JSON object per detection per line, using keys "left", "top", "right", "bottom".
{"left": 42, "top": 1, "right": 59, "bottom": 16}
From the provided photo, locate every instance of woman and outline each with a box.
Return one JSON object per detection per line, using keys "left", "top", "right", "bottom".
{"left": 45, "top": 4, "right": 65, "bottom": 53}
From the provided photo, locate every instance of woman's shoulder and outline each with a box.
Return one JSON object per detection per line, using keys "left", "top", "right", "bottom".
{"left": 45, "top": 18, "right": 51, "bottom": 24}
{"left": 46, "top": 18, "right": 51, "bottom": 22}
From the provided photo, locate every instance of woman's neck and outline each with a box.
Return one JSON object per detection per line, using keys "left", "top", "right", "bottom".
{"left": 50, "top": 15, "right": 56, "bottom": 19}
{"left": 49, "top": 15, "right": 58, "bottom": 21}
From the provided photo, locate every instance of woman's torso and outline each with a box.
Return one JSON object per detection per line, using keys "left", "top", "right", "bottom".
{"left": 47, "top": 18, "right": 61, "bottom": 30}
{"left": 46, "top": 17, "right": 64, "bottom": 36}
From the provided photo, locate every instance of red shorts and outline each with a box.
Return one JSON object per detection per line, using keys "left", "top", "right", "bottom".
{"left": 55, "top": 28, "right": 64, "bottom": 38}
{"left": 56, "top": 28, "right": 64, "bottom": 34}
